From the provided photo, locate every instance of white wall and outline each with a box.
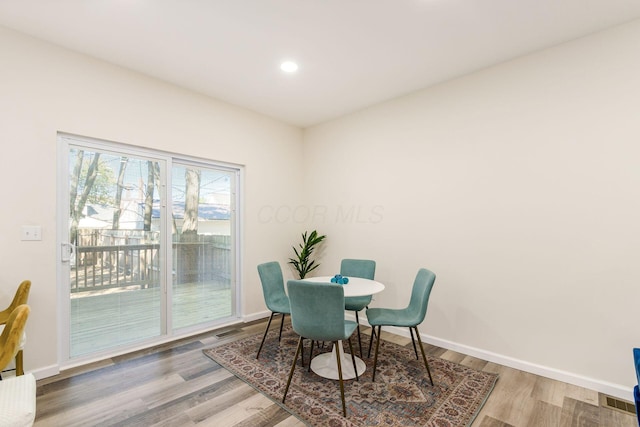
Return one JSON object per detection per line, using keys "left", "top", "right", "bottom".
{"left": 303, "top": 20, "right": 640, "bottom": 399}
{"left": 3, "top": 16, "right": 639, "bottom": 401}
{"left": 0, "top": 26, "right": 303, "bottom": 375}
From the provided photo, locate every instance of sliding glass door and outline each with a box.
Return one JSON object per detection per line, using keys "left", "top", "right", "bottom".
{"left": 171, "top": 162, "right": 236, "bottom": 331}
{"left": 58, "top": 134, "right": 239, "bottom": 362}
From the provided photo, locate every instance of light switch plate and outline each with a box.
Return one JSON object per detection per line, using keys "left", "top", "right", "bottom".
{"left": 21, "top": 225, "right": 42, "bottom": 241}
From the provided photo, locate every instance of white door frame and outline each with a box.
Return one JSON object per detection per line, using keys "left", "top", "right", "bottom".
{"left": 56, "top": 132, "right": 242, "bottom": 369}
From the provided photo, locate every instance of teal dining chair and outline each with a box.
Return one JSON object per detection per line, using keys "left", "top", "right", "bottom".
{"left": 256, "top": 262, "right": 290, "bottom": 359}
{"left": 341, "top": 259, "right": 376, "bottom": 358}
{"left": 633, "top": 348, "right": 640, "bottom": 424}
{"left": 283, "top": 280, "right": 359, "bottom": 417}
{"left": 366, "top": 268, "right": 436, "bottom": 384}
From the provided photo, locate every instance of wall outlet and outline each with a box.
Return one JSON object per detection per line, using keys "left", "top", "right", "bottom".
{"left": 21, "top": 225, "right": 42, "bottom": 241}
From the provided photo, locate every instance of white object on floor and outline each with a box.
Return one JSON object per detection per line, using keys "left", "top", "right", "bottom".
{"left": 0, "top": 373, "right": 36, "bottom": 427}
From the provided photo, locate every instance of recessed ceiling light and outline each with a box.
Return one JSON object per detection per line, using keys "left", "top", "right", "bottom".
{"left": 280, "top": 61, "right": 298, "bottom": 73}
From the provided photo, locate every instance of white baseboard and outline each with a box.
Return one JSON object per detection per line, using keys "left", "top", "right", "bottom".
{"left": 29, "top": 364, "right": 59, "bottom": 381}
{"left": 242, "top": 310, "right": 270, "bottom": 323}
{"left": 349, "top": 315, "right": 634, "bottom": 402}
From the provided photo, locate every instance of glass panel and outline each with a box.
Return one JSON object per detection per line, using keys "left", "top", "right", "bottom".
{"left": 171, "top": 164, "right": 234, "bottom": 330}
{"left": 68, "top": 149, "right": 162, "bottom": 357}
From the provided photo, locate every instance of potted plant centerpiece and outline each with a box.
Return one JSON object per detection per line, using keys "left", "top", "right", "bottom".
{"left": 288, "top": 230, "right": 326, "bottom": 279}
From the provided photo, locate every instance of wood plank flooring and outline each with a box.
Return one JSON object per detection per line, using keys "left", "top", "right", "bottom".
{"left": 33, "top": 319, "right": 637, "bottom": 426}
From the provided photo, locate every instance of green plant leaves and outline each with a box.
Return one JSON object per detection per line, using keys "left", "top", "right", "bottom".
{"left": 288, "top": 230, "right": 326, "bottom": 279}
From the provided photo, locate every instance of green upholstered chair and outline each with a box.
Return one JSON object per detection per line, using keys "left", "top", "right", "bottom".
{"left": 256, "top": 262, "right": 290, "bottom": 359}
{"left": 283, "top": 280, "right": 359, "bottom": 417}
{"left": 366, "top": 268, "right": 436, "bottom": 384}
{"left": 341, "top": 259, "right": 376, "bottom": 358}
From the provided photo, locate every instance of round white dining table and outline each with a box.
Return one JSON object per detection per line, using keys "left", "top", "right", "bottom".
{"left": 300, "top": 276, "right": 385, "bottom": 380}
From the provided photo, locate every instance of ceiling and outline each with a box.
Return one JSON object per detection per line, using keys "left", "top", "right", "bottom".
{"left": 1, "top": 1, "right": 639, "bottom": 128}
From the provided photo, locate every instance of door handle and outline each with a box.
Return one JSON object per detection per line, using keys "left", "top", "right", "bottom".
{"left": 61, "top": 242, "right": 75, "bottom": 263}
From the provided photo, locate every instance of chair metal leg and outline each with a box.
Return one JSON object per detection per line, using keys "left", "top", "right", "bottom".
{"left": 256, "top": 312, "right": 276, "bottom": 359}
{"left": 347, "top": 337, "right": 358, "bottom": 381}
{"left": 283, "top": 336, "right": 304, "bottom": 404}
{"left": 334, "top": 340, "right": 347, "bottom": 417}
{"left": 354, "top": 311, "right": 363, "bottom": 358}
{"left": 371, "top": 325, "right": 382, "bottom": 382}
{"left": 409, "top": 327, "right": 419, "bottom": 359}
{"left": 278, "top": 313, "right": 286, "bottom": 342}
{"left": 15, "top": 350, "right": 24, "bottom": 376}
{"left": 413, "top": 326, "right": 434, "bottom": 386}
{"left": 370, "top": 326, "right": 376, "bottom": 350}
{"left": 308, "top": 340, "right": 315, "bottom": 372}
{"left": 367, "top": 321, "right": 378, "bottom": 358}
{"left": 367, "top": 325, "right": 374, "bottom": 359}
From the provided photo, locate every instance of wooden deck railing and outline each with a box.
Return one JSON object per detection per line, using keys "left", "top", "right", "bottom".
{"left": 71, "top": 237, "right": 231, "bottom": 293}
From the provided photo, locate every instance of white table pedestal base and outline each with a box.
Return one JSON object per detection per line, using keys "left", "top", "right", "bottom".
{"left": 310, "top": 340, "right": 366, "bottom": 380}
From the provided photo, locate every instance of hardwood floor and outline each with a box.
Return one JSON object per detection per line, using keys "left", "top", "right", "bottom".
{"left": 33, "top": 319, "right": 637, "bottom": 426}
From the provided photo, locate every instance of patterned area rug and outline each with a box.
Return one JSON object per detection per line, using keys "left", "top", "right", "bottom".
{"left": 203, "top": 326, "right": 497, "bottom": 427}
